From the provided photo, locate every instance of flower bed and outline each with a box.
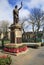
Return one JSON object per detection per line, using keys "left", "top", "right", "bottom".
{"left": 4, "top": 44, "right": 28, "bottom": 53}
{"left": 0, "top": 55, "right": 12, "bottom": 65}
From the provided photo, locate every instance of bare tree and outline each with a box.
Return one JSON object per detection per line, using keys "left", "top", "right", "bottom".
{"left": 28, "top": 15, "right": 35, "bottom": 33}
{"left": 20, "top": 19, "right": 27, "bottom": 33}
{"left": 1, "top": 21, "right": 9, "bottom": 38}
{"left": 21, "top": 21, "right": 25, "bottom": 33}
{"left": 30, "top": 8, "right": 44, "bottom": 33}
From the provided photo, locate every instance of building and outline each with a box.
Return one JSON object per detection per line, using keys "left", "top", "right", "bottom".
{"left": 22, "top": 31, "right": 43, "bottom": 42}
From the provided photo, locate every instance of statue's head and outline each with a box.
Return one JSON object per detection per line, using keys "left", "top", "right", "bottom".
{"left": 15, "top": 5, "right": 18, "bottom": 8}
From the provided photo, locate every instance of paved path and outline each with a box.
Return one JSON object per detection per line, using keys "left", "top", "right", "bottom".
{"left": 0, "top": 47, "right": 44, "bottom": 65}
{"left": 28, "top": 47, "right": 44, "bottom": 65}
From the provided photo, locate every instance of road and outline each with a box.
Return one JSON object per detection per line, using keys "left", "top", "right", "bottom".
{"left": 0, "top": 46, "right": 44, "bottom": 65}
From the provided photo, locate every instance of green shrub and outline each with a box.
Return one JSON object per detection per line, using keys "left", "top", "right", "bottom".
{"left": 0, "top": 55, "right": 12, "bottom": 65}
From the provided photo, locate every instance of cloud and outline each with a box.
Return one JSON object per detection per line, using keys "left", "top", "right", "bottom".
{"left": 23, "top": 21, "right": 32, "bottom": 32}
{"left": 19, "top": 9, "right": 30, "bottom": 21}
{"left": 0, "top": 0, "right": 44, "bottom": 23}
{"left": 0, "top": 0, "right": 13, "bottom": 23}
{"left": 23, "top": 0, "right": 44, "bottom": 10}
{"left": 0, "top": 0, "right": 30, "bottom": 23}
{"left": 0, "top": 0, "right": 44, "bottom": 31}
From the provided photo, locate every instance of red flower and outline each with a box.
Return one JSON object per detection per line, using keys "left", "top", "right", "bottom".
{"left": 0, "top": 55, "right": 7, "bottom": 58}
{"left": 4, "top": 48, "right": 8, "bottom": 52}
{"left": 23, "top": 47, "right": 27, "bottom": 51}
{"left": 14, "top": 48, "right": 19, "bottom": 53}
{"left": 9, "top": 48, "right": 14, "bottom": 53}
{"left": 2, "top": 55, "right": 7, "bottom": 58}
{"left": 19, "top": 48, "right": 23, "bottom": 52}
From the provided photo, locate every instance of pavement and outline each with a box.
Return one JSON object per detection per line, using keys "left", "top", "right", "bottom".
{"left": 0, "top": 46, "right": 44, "bottom": 65}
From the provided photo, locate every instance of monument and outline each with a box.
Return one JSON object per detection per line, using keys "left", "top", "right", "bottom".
{"left": 9, "top": 2, "right": 23, "bottom": 43}
{"left": 4, "top": 2, "right": 28, "bottom": 56}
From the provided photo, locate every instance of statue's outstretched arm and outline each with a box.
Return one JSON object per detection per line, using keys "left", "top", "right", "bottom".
{"left": 18, "top": 2, "right": 23, "bottom": 11}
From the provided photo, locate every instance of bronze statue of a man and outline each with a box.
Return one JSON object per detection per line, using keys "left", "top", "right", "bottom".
{"left": 13, "top": 2, "right": 23, "bottom": 24}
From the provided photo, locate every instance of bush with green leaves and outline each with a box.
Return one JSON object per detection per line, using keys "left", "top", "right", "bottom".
{"left": 0, "top": 55, "right": 12, "bottom": 65}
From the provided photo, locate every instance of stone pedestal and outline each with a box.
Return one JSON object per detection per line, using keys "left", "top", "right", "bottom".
{"left": 9, "top": 23, "right": 22, "bottom": 43}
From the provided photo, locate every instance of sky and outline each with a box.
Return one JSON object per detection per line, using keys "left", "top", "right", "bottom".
{"left": 0, "top": 0, "right": 44, "bottom": 31}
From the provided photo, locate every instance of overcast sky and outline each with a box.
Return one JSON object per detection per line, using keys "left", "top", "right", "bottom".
{"left": 0, "top": 0, "right": 44, "bottom": 31}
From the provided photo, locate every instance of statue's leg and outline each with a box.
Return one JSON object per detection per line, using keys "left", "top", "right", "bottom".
{"left": 16, "top": 18, "right": 19, "bottom": 23}
{"left": 14, "top": 18, "right": 16, "bottom": 24}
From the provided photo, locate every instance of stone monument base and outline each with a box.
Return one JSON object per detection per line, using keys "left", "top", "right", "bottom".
{"left": 4, "top": 43, "right": 28, "bottom": 56}
{"left": 9, "top": 23, "right": 22, "bottom": 43}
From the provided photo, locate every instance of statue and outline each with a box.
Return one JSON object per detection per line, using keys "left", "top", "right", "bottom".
{"left": 13, "top": 2, "right": 23, "bottom": 24}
